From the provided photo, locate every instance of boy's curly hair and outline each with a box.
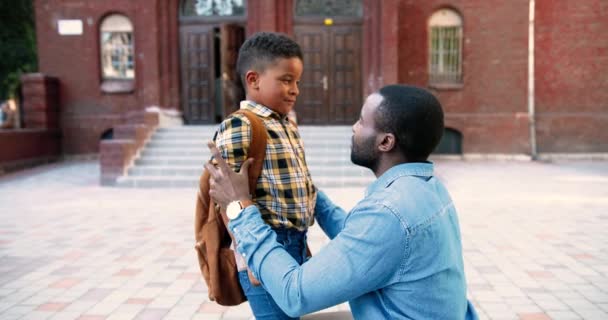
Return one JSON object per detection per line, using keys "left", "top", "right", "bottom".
{"left": 236, "top": 32, "right": 303, "bottom": 91}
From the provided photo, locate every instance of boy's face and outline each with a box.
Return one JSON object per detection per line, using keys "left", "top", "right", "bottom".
{"left": 247, "top": 57, "right": 303, "bottom": 116}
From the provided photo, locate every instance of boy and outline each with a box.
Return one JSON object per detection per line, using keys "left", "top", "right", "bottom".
{"left": 213, "top": 32, "right": 316, "bottom": 319}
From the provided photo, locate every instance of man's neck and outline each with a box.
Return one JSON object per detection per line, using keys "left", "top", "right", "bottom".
{"left": 372, "top": 153, "right": 412, "bottom": 178}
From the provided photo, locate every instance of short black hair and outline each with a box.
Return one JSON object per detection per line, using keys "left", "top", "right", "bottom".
{"left": 236, "top": 32, "right": 303, "bottom": 91}
{"left": 374, "top": 85, "right": 444, "bottom": 161}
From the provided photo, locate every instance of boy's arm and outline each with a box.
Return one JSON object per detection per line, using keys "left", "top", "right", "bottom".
{"left": 214, "top": 115, "right": 251, "bottom": 171}
{"left": 314, "top": 190, "right": 348, "bottom": 239}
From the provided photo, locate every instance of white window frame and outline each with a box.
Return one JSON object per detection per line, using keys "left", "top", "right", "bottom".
{"left": 100, "top": 14, "right": 135, "bottom": 81}
{"left": 428, "top": 9, "right": 463, "bottom": 85}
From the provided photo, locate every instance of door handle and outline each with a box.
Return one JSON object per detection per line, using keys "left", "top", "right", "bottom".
{"left": 322, "top": 75, "right": 328, "bottom": 91}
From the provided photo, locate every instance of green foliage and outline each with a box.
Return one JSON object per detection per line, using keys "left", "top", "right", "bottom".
{"left": 0, "top": 0, "right": 38, "bottom": 101}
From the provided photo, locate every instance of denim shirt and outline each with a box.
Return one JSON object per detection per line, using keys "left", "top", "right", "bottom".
{"left": 229, "top": 162, "right": 478, "bottom": 319}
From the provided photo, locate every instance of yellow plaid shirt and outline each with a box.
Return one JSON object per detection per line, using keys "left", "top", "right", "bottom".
{"left": 214, "top": 101, "right": 316, "bottom": 231}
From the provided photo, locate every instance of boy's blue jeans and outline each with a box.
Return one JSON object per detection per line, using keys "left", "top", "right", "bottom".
{"left": 238, "top": 228, "right": 307, "bottom": 320}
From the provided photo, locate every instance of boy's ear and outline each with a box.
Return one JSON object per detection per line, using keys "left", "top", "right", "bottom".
{"left": 245, "top": 70, "right": 259, "bottom": 90}
{"left": 378, "top": 133, "right": 396, "bottom": 153}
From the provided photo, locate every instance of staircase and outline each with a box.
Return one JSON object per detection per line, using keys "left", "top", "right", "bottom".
{"left": 116, "top": 126, "right": 375, "bottom": 188}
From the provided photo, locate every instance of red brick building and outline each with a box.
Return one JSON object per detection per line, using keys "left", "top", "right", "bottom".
{"left": 30, "top": 0, "right": 608, "bottom": 156}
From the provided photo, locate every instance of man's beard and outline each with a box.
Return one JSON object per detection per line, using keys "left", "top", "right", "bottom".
{"left": 350, "top": 135, "right": 379, "bottom": 171}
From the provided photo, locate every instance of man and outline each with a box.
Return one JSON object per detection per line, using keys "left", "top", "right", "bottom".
{"left": 206, "top": 85, "right": 479, "bottom": 319}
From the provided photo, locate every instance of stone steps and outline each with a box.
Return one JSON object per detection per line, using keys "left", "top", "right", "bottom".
{"left": 116, "top": 125, "right": 371, "bottom": 188}
{"left": 127, "top": 165, "right": 372, "bottom": 177}
{"left": 135, "top": 157, "right": 357, "bottom": 167}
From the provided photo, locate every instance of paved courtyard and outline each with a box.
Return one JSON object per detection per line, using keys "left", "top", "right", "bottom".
{"left": 0, "top": 159, "right": 607, "bottom": 319}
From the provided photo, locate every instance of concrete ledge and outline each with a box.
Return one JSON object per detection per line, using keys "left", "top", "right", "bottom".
{"left": 431, "top": 154, "right": 533, "bottom": 161}
{"left": 537, "top": 153, "right": 608, "bottom": 161}
{"left": 62, "top": 153, "right": 99, "bottom": 161}
{"left": 433, "top": 153, "right": 608, "bottom": 161}
{"left": 0, "top": 156, "right": 59, "bottom": 175}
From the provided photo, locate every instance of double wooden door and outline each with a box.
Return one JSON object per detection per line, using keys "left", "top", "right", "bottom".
{"left": 180, "top": 24, "right": 244, "bottom": 124}
{"left": 295, "top": 25, "right": 362, "bottom": 124}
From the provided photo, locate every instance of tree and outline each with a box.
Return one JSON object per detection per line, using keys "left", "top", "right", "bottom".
{"left": 0, "top": 0, "right": 38, "bottom": 101}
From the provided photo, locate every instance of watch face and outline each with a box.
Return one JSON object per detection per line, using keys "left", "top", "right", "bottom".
{"left": 226, "top": 201, "right": 241, "bottom": 220}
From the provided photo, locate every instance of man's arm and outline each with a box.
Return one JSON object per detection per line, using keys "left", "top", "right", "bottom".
{"left": 229, "top": 200, "right": 406, "bottom": 317}
{"left": 314, "top": 190, "right": 348, "bottom": 239}
{"left": 205, "top": 142, "right": 406, "bottom": 316}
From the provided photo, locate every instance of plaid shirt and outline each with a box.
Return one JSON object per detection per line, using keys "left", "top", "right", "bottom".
{"left": 214, "top": 101, "right": 316, "bottom": 231}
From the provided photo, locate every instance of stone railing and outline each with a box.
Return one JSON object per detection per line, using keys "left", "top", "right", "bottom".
{"left": 99, "top": 110, "right": 159, "bottom": 186}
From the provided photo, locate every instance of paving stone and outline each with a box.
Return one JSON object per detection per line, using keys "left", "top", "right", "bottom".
{"left": 2, "top": 159, "right": 608, "bottom": 319}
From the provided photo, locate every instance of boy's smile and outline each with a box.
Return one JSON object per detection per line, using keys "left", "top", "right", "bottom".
{"left": 248, "top": 57, "right": 303, "bottom": 116}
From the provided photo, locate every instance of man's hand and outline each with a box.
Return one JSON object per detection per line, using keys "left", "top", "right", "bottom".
{"left": 204, "top": 141, "right": 254, "bottom": 209}
{"left": 206, "top": 142, "right": 262, "bottom": 287}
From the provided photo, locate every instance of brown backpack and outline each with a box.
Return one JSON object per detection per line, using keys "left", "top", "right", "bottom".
{"left": 194, "top": 109, "right": 268, "bottom": 306}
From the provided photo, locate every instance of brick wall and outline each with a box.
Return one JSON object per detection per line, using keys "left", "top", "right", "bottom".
{"left": 0, "top": 129, "right": 61, "bottom": 173}
{"left": 398, "top": 0, "right": 531, "bottom": 153}
{"left": 0, "top": 73, "right": 62, "bottom": 173}
{"left": 535, "top": 0, "right": 608, "bottom": 152}
{"left": 34, "top": 0, "right": 172, "bottom": 155}
{"left": 32, "top": 0, "right": 607, "bottom": 156}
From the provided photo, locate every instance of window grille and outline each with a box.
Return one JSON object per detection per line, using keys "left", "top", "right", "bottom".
{"left": 429, "top": 9, "right": 462, "bottom": 84}
{"left": 181, "top": 0, "right": 246, "bottom": 17}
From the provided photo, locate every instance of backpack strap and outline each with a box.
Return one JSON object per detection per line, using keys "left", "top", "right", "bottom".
{"left": 232, "top": 109, "right": 267, "bottom": 197}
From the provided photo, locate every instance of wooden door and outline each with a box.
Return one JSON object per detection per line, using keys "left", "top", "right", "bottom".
{"left": 295, "top": 27, "right": 328, "bottom": 124}
{"left": 295, "top": 25, "right": 362, "bottom": 124}
{"left": 180, "top": 25, "right": 215, "bottom": 124}
{"left": 220, "top": 24, "right": 245, "bottom": 119}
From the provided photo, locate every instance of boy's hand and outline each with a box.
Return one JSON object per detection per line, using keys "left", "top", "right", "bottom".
{"left": 205, "top": 141, "right": 253, "bottom": 209}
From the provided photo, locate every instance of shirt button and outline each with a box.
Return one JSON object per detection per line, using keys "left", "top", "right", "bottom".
{"left": 233, "top": 228, "right": 238, "bottom": 233}
{"left": 241, "top": 253, "right": 246, "bottom": 258}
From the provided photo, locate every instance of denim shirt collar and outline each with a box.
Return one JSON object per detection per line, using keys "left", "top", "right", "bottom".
{"left": 365, "top": 162, "right": 434, "bottom": 197}
{"left": 240, "top": 100, "right": 286, "bottom": 120}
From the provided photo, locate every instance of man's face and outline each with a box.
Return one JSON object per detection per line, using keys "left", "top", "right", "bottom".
{"left": 350, "top": 93, "right": 383, "bottom": 170}
{"left": 252, "top": 57, "right": 303, "bottom": 116}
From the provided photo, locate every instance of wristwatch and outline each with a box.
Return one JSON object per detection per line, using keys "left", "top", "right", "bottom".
{"left": 226, "top": 199, "right": 253, "bottom": 220}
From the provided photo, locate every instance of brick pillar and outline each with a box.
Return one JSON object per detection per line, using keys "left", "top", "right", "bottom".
{"left": 20, "top": 73, "right": 60, "bottom": 129}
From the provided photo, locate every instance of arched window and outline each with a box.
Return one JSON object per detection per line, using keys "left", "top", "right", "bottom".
{"left": 100, "top": 14, "right": 134, "bottom": 80}
{"left": 428, "top": 9, "right": 463, "bottom": 85}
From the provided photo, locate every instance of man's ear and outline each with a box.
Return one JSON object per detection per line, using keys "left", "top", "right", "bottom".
{"left": 378, "top": 133, "right": 396, "bottom": 152}
{"left": 245, "top": 70, "right": 259, "bottom": 90}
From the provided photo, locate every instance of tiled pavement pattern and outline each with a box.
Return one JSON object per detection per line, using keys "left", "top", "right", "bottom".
{"left": 1, "top": 159, "right": 607, "bottom": 319}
